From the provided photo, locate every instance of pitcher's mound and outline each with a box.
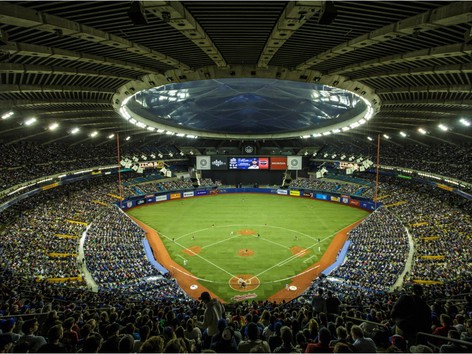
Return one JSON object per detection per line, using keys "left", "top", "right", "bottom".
{"left": 229, "top": 274, "right": 260, "bottom": 291}
{"left": 238, "top": 249, "right": 254, "bottom": 257}
{"left": 183, "top": 246, "right": 201, "bottom": 257}
{"left": 237, "top": 229, "right": 257, "bottom": 236}
{"left": 290, "top": 246, "right": 310, "bottom": 257}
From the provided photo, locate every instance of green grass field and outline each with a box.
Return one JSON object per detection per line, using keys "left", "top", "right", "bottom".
{"left": 127, "top": 194, "right": 368, "bottom": 302}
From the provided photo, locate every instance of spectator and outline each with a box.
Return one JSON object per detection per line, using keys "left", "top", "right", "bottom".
{"left": 350, "top": 325, "right": 376, "bottom": 353}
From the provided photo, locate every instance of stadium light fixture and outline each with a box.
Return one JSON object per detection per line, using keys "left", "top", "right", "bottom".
{"left": 24, "top": 117, "right": 37, "bottom": 126}
{"left": 332, "top": 129, "right": 341, "bottom": 133}
{"left": 176, "top": 133, "right": 185, "bottom": 137}
{"left": 157, "top": 128, "right": 165, "bottom": 133}
{"left": 90, "top": 131, "right": 98, "bottom": 138}
{"left": 418, "top": 127, "right": 427, "bottom": 135}
{"left": 322, "top": 131, "right": 332, "bottom": 136}
{"left": 108, "top": 134, "right": 115, "bottom": 139}
{"left": 341, "top": 127, "right": 350, "bottom": 131}
{"left": 367, "top": 136, "right": 373, "bottom": 141}
{"left": 125, "top": 136, "right": 131, "bottom": 141}
{"left": 48, "top": 122, "right": 59, "bottom": 131}
{"left": 438, "top": 124, "right": 448, "bottom": 131}
{"left": 383, "top": 134, "right": 390, "bottom": 139}
{"left": 459, "top": 118, "right": 470, "bottom": 127}
{"left": 165, "top": 131, "right": 175, "bottom": 135}
{"left": 1, "top": 111, "right": 14, "bottom": 120}
{"left": 399, "top": 131, "right": 407, "bottom": 137}
{"left": 147, "top": 126, "right": 156, "bottom": 131}
{"left": 70, "top": 127, "right": 80, "bottom": 134}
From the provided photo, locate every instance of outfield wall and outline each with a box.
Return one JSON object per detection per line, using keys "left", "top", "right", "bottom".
{"left": 119, "top": 187, "right": 378, "bottom": 211}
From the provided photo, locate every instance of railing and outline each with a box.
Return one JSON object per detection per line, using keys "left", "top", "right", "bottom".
{"left": 416, "top": 332, "right": 472, "bottom": 351}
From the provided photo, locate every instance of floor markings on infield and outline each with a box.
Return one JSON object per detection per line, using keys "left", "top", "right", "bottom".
{"left": 201, "top": 235, "right": 239, "bottom": 250}
{"left": 160, "top": 232, "right": 237, "bottom": 279}
{"left": 303, "top": 255, "right": 316, "bottom": 263}
{"left": 251, "top": 219, "right": 364, "bottom": 281}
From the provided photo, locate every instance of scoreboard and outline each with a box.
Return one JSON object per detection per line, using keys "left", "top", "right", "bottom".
{"left": 196, "top": 156, "right": 302, "bottom": 171}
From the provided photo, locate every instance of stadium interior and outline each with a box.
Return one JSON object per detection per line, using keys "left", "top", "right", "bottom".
{"left": 0, "top": 1, "right": 471, "bottom": 353}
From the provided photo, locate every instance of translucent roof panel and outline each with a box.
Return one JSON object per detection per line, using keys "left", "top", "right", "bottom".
{"left": 126, "top": 78, "right": 368, "bottom": 136}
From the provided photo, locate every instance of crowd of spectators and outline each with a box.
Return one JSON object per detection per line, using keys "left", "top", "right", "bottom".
{"left": 84, "top": 206, "right": 162, "bottom": 290}
{"left": 0, "top": 176, "right": 133, "bottom": 281}
{"left": 0, "top": 265, "right": 470, "bottom": 353}
{"left": 0, "top": 141, "right": 188, "bottom": 193}
{"left": 371, "top": 178, "right": 472, "bottom": 283}
{"left": 290, "top": 177, "right": 373, "bottom": 198}
{"left": 329, "top": 207, "right": 409, "bottom": 292}
{"left": 1, "top": 142, "right": 471, "bottom": 353}
{"left": 315, "top": 142, "right": 472, "bottom": 184}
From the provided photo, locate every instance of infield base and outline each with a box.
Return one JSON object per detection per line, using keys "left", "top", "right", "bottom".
{"left": 229, "top": 274, "right": 260, "bottom": 292}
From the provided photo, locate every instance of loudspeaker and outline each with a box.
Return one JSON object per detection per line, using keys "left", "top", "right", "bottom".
{"left": 318, "top": 2, "right": 337, "bottom": 25}
{"left": 128, "top": 2, "right": 148, "bottom": 26}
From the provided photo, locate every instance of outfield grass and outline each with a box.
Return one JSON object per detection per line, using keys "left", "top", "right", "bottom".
{"left": 127, "top": 194, "right": 368, "bottom": 301}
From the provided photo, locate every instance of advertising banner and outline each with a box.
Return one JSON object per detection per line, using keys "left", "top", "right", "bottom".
{"left": 341, "top": 197, "right": 349, "bottom": 204}
{"left": 41, "top": 182, "right": 59, "bottom": 191}
{"left": 211, "top": 156, "right": 228, "bottom": 170}
{"left": 315, "top": 193, "right": 329, "bottom": 200}
{"left": 303, "top": 192, "right": 313, "bottom": 198}
{"left": 290, "top": 190, "right": 301, "bottom": 196}
{"left": 170, "top": 193, "right": 181, "bottom": 199}
{"left": 349, "top": 199, "right": 361, "bottom": 207}
{"left": 287, "top": 156, "right": 302, "bottom": 170}
{"left": 155, "top": 195, "right": 168, "bottom": 202}
{"left": 183, "top": 191, "right": 194, "bottom": 198}
{"left": 361, "top": 201, "right": 376, "bottom": 210}
{"left": 146, "top": 196, "right": 155, "bottom": 203}
{"left": 330, "top": 196, "right": 340, "bottom": 202}
{"left": 258, "top": 157, "right": 269, "bottom": 170}
{"left": 195, "top": 190, "right": 209, "bottom": 196}
{"left": 136, "top": 199, "right": 146, "bottom": 205}
{"left": 270, "top": 157, "right": 287, "bottom": 170}
{"left": 437, "top": 184, "right": 454, "bottom": 192}
{"left": 196, "top": 156, "right": 211, "bottom": 170}
{"left": 277, "top": 189, "right": 288, "bottom": 195}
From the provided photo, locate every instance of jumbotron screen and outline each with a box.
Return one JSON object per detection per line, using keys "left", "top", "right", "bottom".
{"left": 229, "top": 157, "right": 269, "bottom": 170}
{"left": 198, "top": 156, "right": 300, "bottom": 171}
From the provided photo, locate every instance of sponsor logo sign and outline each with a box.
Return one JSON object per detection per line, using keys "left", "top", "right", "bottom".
{"left": 287, "top": 156, "right": 302, "bottom": 170}
{"left": 303, "top": 192, "right": 313, "bottom": 198}
{"left": 170, "top": 193, "right": 181, "bottom": 199}
{"left": 136, "top": 199, "right": 146, "bottom": 205}
{"left": 315, "top": 193, "right": 329, "bottom": 200}
{"left": 258, "top": 157, "right": 269, "bottom": 170}
{"left": 155, "top": 195, "right": 168, "bottom": 202}
{"left": 341, "top": 197, "right": 349, "bottom": 204}
{"left": 211, "top": 156, "right": 228, "bottom": 170}
{"left": 349, "top": 199, "right": 360, "bottom": 206}
{"left": 196, "top": 156, "right": 211, "bottom": 170}
{"left": 196, "top": 190, "right": 208, "bottom": 196}
{"left": 277, "top": 189, "right": 288, "bottom": 195}
{"left": 270, "top": 157, "right": 287, "bottom": 170}
{"left": 183, "top": 191, "right": 194, "bottom": 198}
{"left": 330, "top": 196, "right": 340, "bottom": 202}
{"left": 290, "top": 190, "right": 300, "bottom": 196}
{"left": 232, "top": 293, "right": 257, "bottom": 302}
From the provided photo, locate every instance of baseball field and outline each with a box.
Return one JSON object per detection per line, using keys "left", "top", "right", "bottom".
{"left": 127, "top": 193, "right": 369, "bottom": 302}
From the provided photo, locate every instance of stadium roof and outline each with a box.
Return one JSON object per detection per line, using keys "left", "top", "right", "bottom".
{"left": 0, "top": 1, "right": 471, "bottom": 147}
